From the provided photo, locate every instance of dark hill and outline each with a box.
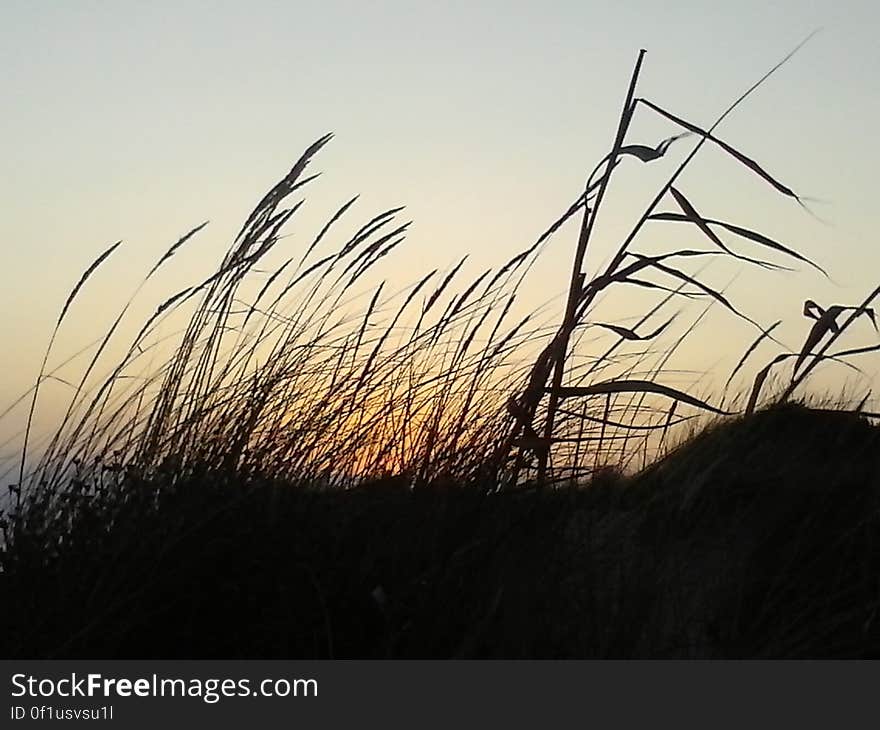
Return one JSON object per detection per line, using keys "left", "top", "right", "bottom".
{"left": 3, "top": 404, "right": 880, "bottom": 658}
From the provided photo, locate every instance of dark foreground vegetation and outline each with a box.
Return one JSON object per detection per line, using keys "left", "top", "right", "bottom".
{"left": 4, "top": 403, "right": 880, "bottom": 659}
{"left": 3, "top": 43, "right": 880, "bottom": 659}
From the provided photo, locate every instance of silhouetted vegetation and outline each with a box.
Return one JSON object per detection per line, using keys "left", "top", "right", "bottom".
{"left": 3, "top": 403, "right": 880, "bottom": 658}
{"left": 3, "top": 42, "right": 880, "bottom": 658}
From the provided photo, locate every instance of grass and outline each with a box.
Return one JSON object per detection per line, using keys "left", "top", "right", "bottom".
{"left": 4, "top": 402, "right": 879, "bottom": 658}
{"left": 2, "top": 41, "right": 880, "bottom": 658}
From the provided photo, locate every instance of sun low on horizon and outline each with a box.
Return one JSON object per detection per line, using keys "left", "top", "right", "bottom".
{"left": 1, "top": 0, "right": 879, "bottom": 478}
{"left": 7, "top": 0, "right": 880, "bottom": 672}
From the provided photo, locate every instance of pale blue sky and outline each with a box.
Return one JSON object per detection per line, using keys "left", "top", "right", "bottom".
{"left": 1, "top": 0, "right": 879, "bottom": 445}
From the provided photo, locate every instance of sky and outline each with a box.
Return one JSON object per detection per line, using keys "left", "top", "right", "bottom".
{"left": 1, "top": 0, "right": 879, "bottom": 455}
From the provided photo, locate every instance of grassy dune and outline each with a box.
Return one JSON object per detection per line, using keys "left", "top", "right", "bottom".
{"left": 4, "top": 403, "right": 879, "bottom": 658}
{"left": 2, "top": 44, "right": 879, "bottom": 658}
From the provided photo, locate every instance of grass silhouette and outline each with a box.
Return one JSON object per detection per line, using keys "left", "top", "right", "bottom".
{"left": 4, "top": 403, "right": 879, "bottom": 658}
{"left": 2, "top": 42, "right": 880, "bottom": 658}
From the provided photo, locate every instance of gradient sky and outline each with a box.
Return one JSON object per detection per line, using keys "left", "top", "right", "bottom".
{"left": 2, "top": 0, "right": 879, "bottom": 453}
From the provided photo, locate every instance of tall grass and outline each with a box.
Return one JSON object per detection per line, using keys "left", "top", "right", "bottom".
{"left": 2, "top": 38, "right": 877, "bottom": 527}
{"left": 3, "top": 41, "right": 880, "bottom": 659}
